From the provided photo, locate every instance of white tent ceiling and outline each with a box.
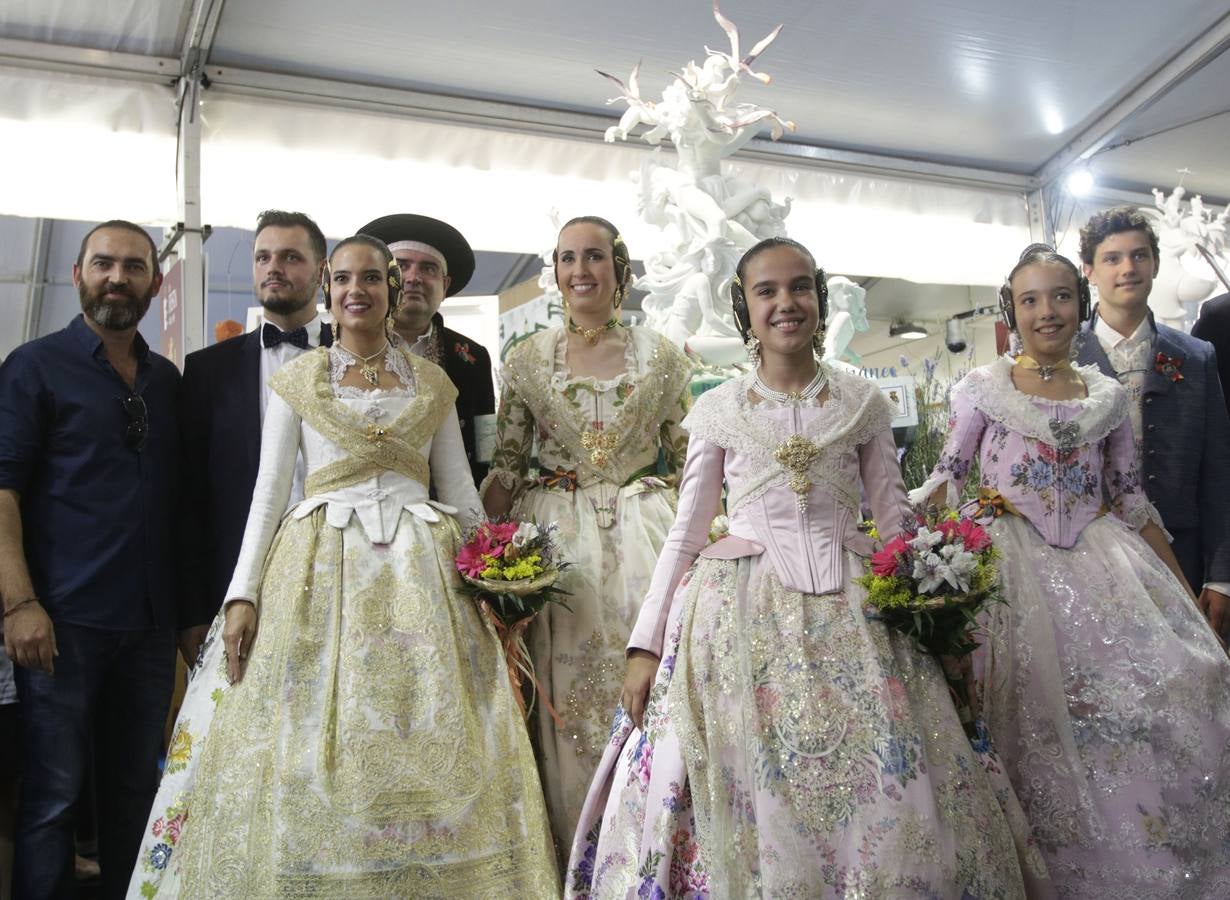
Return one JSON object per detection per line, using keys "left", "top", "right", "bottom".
{"left": 1, "top": 0, "right": 1228, "bottom": 359}
{"left": 3, "top": 0, "right": 1228, "bottom": 198}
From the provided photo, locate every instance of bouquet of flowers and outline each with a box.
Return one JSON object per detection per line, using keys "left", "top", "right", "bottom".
{"left": 858, "top": 508, "right": 1002, "bottom": 732}
{"left": 455, "top": 519, "right": 570, "bottom": 719}
{"left": 858, "top": 508, "right": 1000, "bottom": 656}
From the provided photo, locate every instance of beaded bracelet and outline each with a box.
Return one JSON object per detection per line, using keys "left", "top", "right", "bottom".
{"left": 2, "top": 597, "right": 39, "bottom": 618}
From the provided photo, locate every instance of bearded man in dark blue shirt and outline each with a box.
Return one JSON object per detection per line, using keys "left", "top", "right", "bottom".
{"left": 0, "top": 220, "right": 199, "bottom": 900}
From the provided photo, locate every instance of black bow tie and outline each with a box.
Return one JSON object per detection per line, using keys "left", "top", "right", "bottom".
{"left": 262, "top": 322, "right": 309, "bottom": 350}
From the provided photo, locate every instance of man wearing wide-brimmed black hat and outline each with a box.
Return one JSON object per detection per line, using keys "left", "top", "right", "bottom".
{"left": 358, "top": 214, "right": 494, "bottom": 487}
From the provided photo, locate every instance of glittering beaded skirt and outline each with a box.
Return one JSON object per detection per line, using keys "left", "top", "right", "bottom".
{"left": 516, "top": 478, "right": 678, "bottom": 861}
{"left": 128, "top": 507, "right": 558, "bottom": 899}
{"left": 976, "top": 513, "right": 1230, "bottom": 899}
{"left": 566, "top": 552, "right": 1044, "bottom": 899}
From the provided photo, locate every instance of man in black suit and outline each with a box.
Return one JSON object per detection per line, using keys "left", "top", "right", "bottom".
{"left": 1192, "top": 291, "right": 1230, "bottom": 420}
{"left": 358, "top": 214, "right": 495, "bottom": 487}
{"left": 180, "top": 210, "right": 331, "bottom": 622}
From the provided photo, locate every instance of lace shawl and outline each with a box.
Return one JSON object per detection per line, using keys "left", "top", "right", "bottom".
{"left": 683, "top": 365, "right": 892, "bottom": 516}
{"left": 957, "top": 355, "right": 1129, "bottom": 446}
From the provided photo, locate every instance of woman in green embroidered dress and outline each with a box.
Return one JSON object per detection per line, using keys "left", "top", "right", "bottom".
{"left": 482, "top": 217, "right": 694, "bottom": 861}
{"left": 128, "top": 236, "right": 557, "bottom": 898}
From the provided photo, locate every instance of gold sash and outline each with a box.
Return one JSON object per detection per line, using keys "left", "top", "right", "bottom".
{"left": 269, "top": 347, "right": 457, "bottom": 495}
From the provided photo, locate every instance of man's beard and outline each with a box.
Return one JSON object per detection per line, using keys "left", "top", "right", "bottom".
{"left": 79, "top": 281, "right": 154, "bottom": 331}
{"left": 259, "top": 286, "right": 316, "bottom": 317}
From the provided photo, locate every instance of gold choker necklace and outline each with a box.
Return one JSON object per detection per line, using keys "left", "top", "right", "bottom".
{"left": 339, "top": 341, "right": 388, "bottom": 386}
{"left": 567, "top": 316, "right": 620, "bottom": 346}
{"left": 1015, "top": 354, "right": 1071, "bottom": 383}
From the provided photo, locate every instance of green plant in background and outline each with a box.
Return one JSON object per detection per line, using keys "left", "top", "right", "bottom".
{"left": 899, "top": 353, "right": 980, "bottom": 502}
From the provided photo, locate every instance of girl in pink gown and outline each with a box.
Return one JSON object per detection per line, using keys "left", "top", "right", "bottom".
{"left": 565, "top": 238, "right": 1044, "bottom": 899}
{"left": 914, "top": 244, "right": 1230, "bottom": 898}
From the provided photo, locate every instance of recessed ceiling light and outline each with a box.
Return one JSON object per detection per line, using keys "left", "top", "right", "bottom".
{"left": 1067, "top": 167, "right": 1095, "bottom": 197}
{"left": 889, "top": 320, "right": 928, "bottom": 340}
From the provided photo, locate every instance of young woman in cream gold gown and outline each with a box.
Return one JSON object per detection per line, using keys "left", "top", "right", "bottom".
{"left": 129, "top": 235, "right": 557, "bottom": 898}
{"left": 482, "top": 216, "right": 693, "bottom": 861}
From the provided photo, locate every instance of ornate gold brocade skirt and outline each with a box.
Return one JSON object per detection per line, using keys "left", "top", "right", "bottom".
{"left": 129, "top": 508, "right": 558, "bottom": 898}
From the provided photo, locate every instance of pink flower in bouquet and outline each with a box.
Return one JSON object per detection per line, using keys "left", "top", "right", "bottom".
{"left": 957, "top": 518, "right": 991, "bottom": 552}
{"left": 455, "top": 542, "right": 491, "bottom": 578}
{"left": 871, "top": 536, "right": 910, "bottom": 577}
{"left": 484, "top": 521, "right": 519, "bottom": 540}
{"left": 470, "top": 521, "right": 515, "bottom": 555}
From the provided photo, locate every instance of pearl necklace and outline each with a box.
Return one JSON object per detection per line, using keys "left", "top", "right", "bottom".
{"left": 337, "top": 341, "right": 389, "bottom": 387}
{"left": 752, "top": 366, "right": 827, "bottom": 404}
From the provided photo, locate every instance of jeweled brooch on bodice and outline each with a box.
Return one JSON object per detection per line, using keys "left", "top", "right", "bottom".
{"left": 1047, "top": 418, "right": 1080, "bottom": 452}
{"left": 775, "top": 434, "right": 822, "bottom": 509}
{"left": 581, "top": 427, "right": 618, "bottom": 468}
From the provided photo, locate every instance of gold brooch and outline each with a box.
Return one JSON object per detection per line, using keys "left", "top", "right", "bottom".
{"left": 366, "top": 423, "right": 387, "bottom": 444}
{"left": 775, "top": 434, "right": 821, "bottom": 508}
{"left": 581, "top": 428, "right": 618, "bottom": 468}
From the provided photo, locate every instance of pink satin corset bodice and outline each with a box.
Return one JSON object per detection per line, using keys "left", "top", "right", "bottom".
{"left": 628, "top": 369, "right": 911, "bottom": 658}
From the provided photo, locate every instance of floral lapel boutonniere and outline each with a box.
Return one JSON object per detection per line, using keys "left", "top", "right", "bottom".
{"left": 454, "top": 341, "right": 476, "bottom": 365}
{"left": 1155, "top": 352, "right": 1184, "bottom": 383}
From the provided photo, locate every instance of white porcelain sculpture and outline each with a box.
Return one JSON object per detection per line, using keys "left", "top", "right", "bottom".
{"left": 599, "top": 1, "right": 796, "bottom": 365}
{"left": 1144, "top": 185, "right": 1229, "bottom": 330}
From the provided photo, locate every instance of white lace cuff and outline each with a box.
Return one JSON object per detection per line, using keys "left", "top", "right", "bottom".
{"left": 908, "top": 473, "right": 958, "bottom": 510}
{"left": 1121, "top": 498, "right": 1172, "bottom": 540}
{"left": 478, "top": 467, "right": 521, "bottom": 500}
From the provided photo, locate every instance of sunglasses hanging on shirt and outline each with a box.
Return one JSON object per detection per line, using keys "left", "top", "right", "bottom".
{"left": 120, "top": 395, "right": 148, "bottom": 452}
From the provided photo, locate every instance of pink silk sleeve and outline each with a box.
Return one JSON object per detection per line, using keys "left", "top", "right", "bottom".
{"left": 910, "top": 383, "right": 988, "bottom": 507}
{"left": 859, "top": 426, "right": 912, "bottom": 543}
{"left": 1102, "top": 417, "right": 1162, "bottom": 531}
{"left": 626, "top": 434, "right": 726, "bottom": 658}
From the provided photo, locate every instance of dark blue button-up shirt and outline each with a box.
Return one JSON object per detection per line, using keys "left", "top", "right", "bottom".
{"left": 0, "top": 315, "right": 181, "bottom": 630}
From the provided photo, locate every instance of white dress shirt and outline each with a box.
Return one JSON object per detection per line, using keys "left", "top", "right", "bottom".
{"left": 1093, "top": 314, "right": 1153, "bottom": 466}
{"left": 259, "top": 313, "right": 327, "bottom": 509}
{"left": 406, "top": 320, "right": 436, "bottom": 362}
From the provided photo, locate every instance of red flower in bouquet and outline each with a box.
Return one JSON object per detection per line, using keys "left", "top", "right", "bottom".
{"left": 871, "top": 535, "right": 910, "bottom": 577}
{"left": 956, "top": 517, "right": 991, "bottom": 552}
{"left": 456, "top": 521, "right": 521, "bottom": 577}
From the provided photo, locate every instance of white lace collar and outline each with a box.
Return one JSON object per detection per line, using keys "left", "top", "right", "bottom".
{"left": 959, "top": 355, "right": 1129, "bottom": 446}
{"left": 327, "top": 332, "right": 416, "bottom": 394}
{"left": 549, "top": 325, "right": 638, "bottom": 390}
{"left": 685, "top": 364, "right": 888, "bottom": 453}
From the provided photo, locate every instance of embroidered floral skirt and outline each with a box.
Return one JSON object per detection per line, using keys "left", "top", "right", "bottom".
{"left": 128, "top": 508, "right": 557, "bottom": 898}
{"left": 566, "top": 552, "right": 1045, "bottom": 899}
{"left": 515, "top": 479, "right": 677, "bottom": 863}
{"left": 977, "top": 514, "right": 1230, "bottom": 899}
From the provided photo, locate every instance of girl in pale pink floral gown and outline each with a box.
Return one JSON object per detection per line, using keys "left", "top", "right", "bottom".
{"left": 914, "top": 244, "right": 1230, "bottom": 899}
{"left": 566, "top": 238, "right": 1046, "bottom": 899}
